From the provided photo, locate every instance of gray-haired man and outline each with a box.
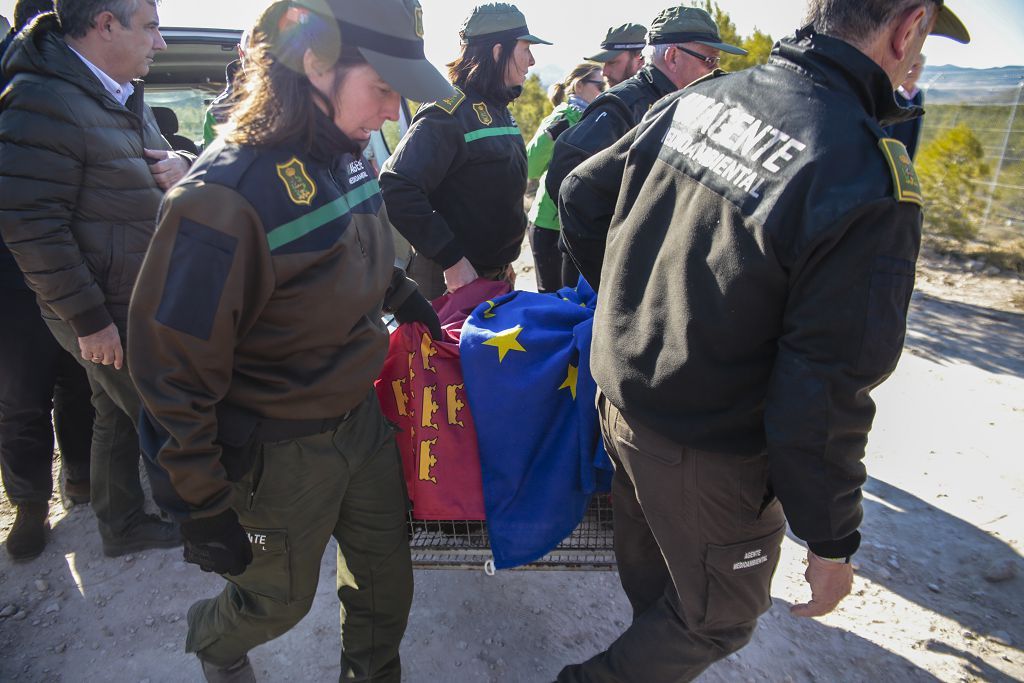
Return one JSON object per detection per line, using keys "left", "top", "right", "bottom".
{"left": 545, "top": 6, "right": 746, "bottom": 268}
{"left": 558, "top": 0, "right": 968, "bottom": 680}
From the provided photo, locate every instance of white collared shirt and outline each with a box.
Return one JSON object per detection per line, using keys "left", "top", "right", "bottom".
{"left": 66, "top": 44, "right": 134, "bottom": 106}
{"left": 897, "top": 85, "right": 921, "bottom": 101}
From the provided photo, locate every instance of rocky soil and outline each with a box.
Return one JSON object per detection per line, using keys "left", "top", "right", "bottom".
{"left": 1, "top": 245, "right": 1021, "bottom": 682}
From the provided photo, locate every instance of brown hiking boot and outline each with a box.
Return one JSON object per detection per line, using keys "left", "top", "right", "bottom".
{"left": 5, "top": 501, "right": 50, "bottom": 561}
{"left": 61, "top": 477, "right": 91, "bottom": 509}
{"left": 200, "top": 655, "right": 256, "bottom": 683}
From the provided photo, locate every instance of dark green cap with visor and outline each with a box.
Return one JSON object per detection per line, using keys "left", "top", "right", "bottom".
{"left": 647, "top": 6, "right": 746, "bottom": 55}
{"left": 459, "top": 3, "right": 552, "bottom": 47}
{"left": 928, "top": 0, "right": 970, "bottom": 44}
{"left": 587, "top": 23, "right": 648, "bottom": 63}
{"left": 290, "top": 0, "right": 455, "bottom": 103}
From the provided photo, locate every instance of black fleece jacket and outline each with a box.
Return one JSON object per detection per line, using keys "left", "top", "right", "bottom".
{"left": 561, "top": 28, "right": 925, "bottom": 559}
{"left": 379, "top": 85, "right": 528, "bottom": 271}
{"left": 544, "top": 64, "right": 678, "bottom": 209}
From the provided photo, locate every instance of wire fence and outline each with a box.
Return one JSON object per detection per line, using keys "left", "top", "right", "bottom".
{"left": 919, "top": 71, "right": 1024, "bottom": 240}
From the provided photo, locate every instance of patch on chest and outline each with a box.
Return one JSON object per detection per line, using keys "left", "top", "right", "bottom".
{"left": 473, "top": 102, "right": 493, "bottom": 126}
{"left": 276, "top": 157, "right": 318, "bottom": 206}
{"left": 878, "top": 138, "right": 923, "bottom": 206}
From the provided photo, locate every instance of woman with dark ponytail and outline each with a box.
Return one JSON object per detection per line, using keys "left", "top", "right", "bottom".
{"left": 380, "top": 3, "right": 551, "bottom": 300}
{"left": 526, "top": 62, "right": 603, "bottom": 292}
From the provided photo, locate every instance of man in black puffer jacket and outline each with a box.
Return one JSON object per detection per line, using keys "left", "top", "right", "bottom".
{"left": 0, "top": 0, "right": 97, "bottom": 564}
{"left": 557, "top": 0, "right": 969, "bottom": 680}
{"left": 0, "top": 1, "right": 192, "bottom": 557}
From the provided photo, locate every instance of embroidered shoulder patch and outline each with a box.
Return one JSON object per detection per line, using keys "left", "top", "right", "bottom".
{"left": 433, "top": 86, "right": 466, "bottom": 115}
{"left": 878, "top": 138, "right": 923, "bottom": 206}
{"left": 276, "top": 157, "right": 317, "bottom": 206}
{"left": 473, "top": 102, "right": 493, "bottom": 126}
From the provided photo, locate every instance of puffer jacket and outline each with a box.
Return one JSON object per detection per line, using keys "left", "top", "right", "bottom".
{"left": 0, "top": 14, "right": 172, "bottom": 336}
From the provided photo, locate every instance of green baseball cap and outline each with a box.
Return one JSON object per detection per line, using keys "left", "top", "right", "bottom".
{"left": 930, "top": 0, "right": 970, "bottom": 44}
{"left": 290, "top": 0, "right": 455, "bottom": 103}
{"left": 586, "top": 23, "right": 648, "bottom": 63}
{"left": 647, "top": 6, "right": 746, "bottom": 55}
{"left": 460, "top": 3, "right": 552, "bottom": 47}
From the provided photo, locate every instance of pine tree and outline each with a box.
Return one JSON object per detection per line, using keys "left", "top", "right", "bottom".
{"left": 695, "top": 1, "right": 774, "bottom": 72}
{"left": 510, "top": 74, "right": 553, "bottom": 143}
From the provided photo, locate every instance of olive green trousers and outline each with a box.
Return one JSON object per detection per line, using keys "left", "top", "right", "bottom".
{"left": 186, "top": 395, "right": 413, "bottom": 682}
{"left": 557, "top": 395, "right": 787, "bottom": 682}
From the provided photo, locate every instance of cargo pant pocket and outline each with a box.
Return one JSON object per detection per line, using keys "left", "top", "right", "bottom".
{"left": 228, "top": 526, "right": 292, "bottom": 604}
{"left": 703, "top": 525, "right": 786, "bottom": 630}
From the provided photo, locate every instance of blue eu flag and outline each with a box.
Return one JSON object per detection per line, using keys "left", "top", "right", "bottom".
{"left": 460, "top": 279, "right": 611, "bottom": 569}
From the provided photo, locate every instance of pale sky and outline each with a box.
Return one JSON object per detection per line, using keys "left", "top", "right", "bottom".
{"left": 1, "top": 0, "right": 1019, "bottom": 72}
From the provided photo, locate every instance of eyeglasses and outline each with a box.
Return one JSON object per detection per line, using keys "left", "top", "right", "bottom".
{"left": 582, "top": 79, "right": 606, "bottom": 89}
{"left": 673, "top": 45, "right": 720, "bottom": 69}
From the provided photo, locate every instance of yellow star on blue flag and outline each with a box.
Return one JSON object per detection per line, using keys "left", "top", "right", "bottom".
{"left": 559, "top": 364, "right": 578, "bottom": 400}
{"left": 482, "top": 325, "right": 526, "bottom": 363}
{"left": 459, "top": 279, "right": 613, "bottom": 570}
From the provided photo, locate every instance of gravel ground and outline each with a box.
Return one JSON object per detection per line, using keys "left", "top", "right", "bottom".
{"left": 1, "top": 244, "right": 1021, "bottom": 682}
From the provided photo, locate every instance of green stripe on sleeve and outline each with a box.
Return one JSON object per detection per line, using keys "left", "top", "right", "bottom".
{"left": 266, "top": 180, "right": 380, "bottom": 251}
{"left": 464, "top": 126, "right": 522, "bottom": 143}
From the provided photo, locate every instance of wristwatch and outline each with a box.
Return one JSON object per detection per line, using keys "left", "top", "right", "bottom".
{"left": 818, "top": 554, "right": 851, "bottom": 564}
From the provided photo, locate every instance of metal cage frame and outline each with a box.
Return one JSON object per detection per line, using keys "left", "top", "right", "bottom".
{"left": 408, "top": 494, "right": 615, "bottom": 571}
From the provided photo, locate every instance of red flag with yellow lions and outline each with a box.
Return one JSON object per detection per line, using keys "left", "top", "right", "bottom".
{"left": 375, "top": 280, "right": 511, "bottom": 520}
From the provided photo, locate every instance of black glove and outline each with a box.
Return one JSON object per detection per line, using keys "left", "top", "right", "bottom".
{"left": 181, "top": 508, "right": 253, "bottom": 576}
{"left": 393, "top": 290, "right": 442, "bottom": 340}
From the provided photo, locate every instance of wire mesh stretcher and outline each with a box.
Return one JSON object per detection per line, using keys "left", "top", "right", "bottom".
{"left": 408, "top": 494, "right": 615, "bottom": 570}
{"left": 382, "top": 312, "right": 614, "bottom": 571}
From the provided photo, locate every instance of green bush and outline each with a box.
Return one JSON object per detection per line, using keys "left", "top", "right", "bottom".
{"left": 917, "top": 123, "right": 991, "bottom": 241}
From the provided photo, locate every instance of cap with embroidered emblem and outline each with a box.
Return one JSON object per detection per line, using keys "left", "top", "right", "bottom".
{"left": 460, "top": 3, "right": 552, "bottom": 46}
{"left": 647, "top": 5, "right": 746, "bottom": 55}
{"left": 586, "top": 23, "right": 647, "bottom": 63}
{"left": 291, "top": 0, "right": 455, "bottom": 103}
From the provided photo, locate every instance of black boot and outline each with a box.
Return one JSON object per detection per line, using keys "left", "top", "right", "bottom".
{"left": 101, "top": 512, "right": 182, "bottom": 557}
{"left": 6, "top": 501, "right": 50, "bottom": 561}
{"left": 200, "top": 655, "right": 257, "bottom": 683}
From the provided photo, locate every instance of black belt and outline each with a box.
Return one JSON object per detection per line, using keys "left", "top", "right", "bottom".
{"left": 253, "top": 410, "right": 354, "bottom": 443}
{"left": 216, "top": 403, "right": 355, "bottom": 446}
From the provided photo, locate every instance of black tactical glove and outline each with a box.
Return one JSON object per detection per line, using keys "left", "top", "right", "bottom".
{"left": 181, "top": 508, "right": 253, "bottom": 576}
{"left": 393, "top": 290, "right": 443, "bottom": 340}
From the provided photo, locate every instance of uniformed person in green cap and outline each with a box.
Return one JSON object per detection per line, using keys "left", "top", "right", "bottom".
{"left": 557, "top": 0, "right": 969, "bottom": 680}
{"left": 127, "top": 1, "right": 450, "bottom": 680}
{"left": 545, "top": 6, "right": 746, "bottom": 281}
{"left": 380, "top": 2, "right": 552, "bottom": 300}
{"left": 586, "top": 22, "right": 647, "bottom": 87}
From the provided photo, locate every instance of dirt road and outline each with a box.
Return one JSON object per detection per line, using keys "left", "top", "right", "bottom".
{"left": 1, "top": 248, "right": 1021, "bottom": 682}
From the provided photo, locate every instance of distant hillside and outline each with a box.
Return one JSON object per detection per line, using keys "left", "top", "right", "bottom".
{"left": 922, "top": 65, "right": 1024, "bottom": 104}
